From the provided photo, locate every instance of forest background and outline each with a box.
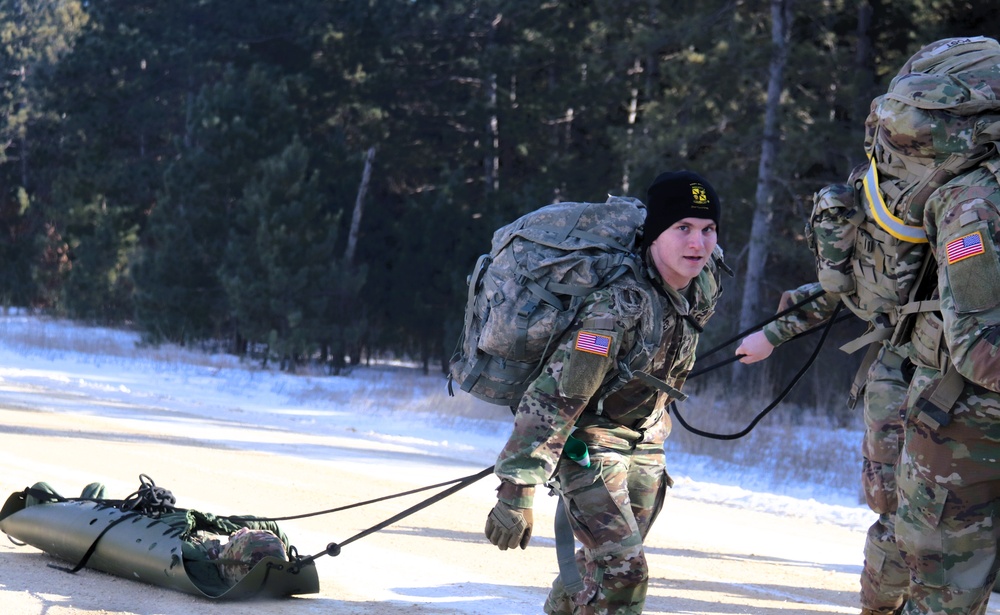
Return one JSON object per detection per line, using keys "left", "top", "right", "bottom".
{"left": 1, "top": 0, "right": 996, "bottom": 424}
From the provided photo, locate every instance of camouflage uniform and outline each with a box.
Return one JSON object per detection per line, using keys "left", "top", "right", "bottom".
{"left": 495, "top": 251, "right": 722, "bottom": 614}
{"left": 894, "top": 165, "right": 1000, "bottom": 615}
{"left": 760, "top": 282, "right": 909, "bottom": 613}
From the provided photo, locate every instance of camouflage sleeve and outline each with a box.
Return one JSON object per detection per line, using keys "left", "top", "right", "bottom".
{"left": 494, "top": 288, "right": 631, "bottom": 497}
{"left": 760, "top": 282, "right": 839, "bottom": 346}
{"left": 928, "top": 181, "right": 1000, "bottom": 392}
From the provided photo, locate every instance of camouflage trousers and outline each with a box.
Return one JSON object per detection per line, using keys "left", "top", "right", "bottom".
{"left": 544, "top": 442, "right": 670, "bottom": 615}
{"left": 895, "top": 376, "right": 1000, "bottom": 615}
{"left": 859, "top": 345, "right": 909, "bottom": 612}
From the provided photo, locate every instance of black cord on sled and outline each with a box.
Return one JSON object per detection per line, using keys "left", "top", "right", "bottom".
{"left": 120, "top": 474, "right": 176, "bottom": 517}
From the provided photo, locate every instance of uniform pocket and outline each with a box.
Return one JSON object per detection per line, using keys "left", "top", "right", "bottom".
{"left": 862, "top": 458, "right": 898, "bottom": 515}
{"left": 896, "top": 463, "right": 948, "bottom": 586}
{"left": 559, "top": 453, "right": 634, "bottom": 551}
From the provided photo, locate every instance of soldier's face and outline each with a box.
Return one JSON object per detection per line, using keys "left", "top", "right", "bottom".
{"left": 648, "top": 217, "right": 718, "bottom": 290}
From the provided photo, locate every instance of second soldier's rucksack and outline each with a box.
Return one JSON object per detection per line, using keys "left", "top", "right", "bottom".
{"left": 808, "top": 36, "right": 1000, "bottom": 329}
{"left": 447, "top": 196, "right": 651, "bottom": 406}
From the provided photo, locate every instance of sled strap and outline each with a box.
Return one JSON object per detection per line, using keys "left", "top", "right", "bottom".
{"left": 50, "top": 510, "right": 143, "bottom": 574}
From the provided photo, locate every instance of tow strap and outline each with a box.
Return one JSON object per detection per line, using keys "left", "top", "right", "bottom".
{"left": 232, "top": 465, "right": 497, "bottom": 566}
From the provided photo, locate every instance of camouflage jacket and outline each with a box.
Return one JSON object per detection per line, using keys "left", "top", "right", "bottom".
{"left": 760, "top": 282, "right": 840, "bottom": 346}
{"left": 906, "top": 165, "right": 1000, "bottom": 397}
{"left": 493, "top": 250, "right": 723, "bottom": 507}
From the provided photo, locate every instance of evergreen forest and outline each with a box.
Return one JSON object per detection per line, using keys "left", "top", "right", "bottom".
{"left": 1, "top": 0, "right": 997, "bottom": 411}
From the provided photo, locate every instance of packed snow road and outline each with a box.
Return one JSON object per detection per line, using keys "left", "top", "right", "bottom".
{"left": 0, "top": 369, "right": 999, "bottom": 614}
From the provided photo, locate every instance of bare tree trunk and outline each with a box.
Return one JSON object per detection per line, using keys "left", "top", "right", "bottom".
{"left": 621, "top": 58, "right": 641, "bottom": 194}
{"left": 737, "top": 0, "right": 792, "bottom": 333}
{"left": 485, "top": 72, "right": 499, "bottom": 194}
{"left": 854, "top": 1, "right": 876, "bottom": 124}
{"left": 344, "top": 146, "right": 375, "bottom": 265}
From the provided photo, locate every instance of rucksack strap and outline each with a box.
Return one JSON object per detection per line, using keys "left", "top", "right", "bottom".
{"left": 554, "top": 502, "right": 584, "bottom": 595}
{"left": 861, "top": 158, "right": 928, "bottom": 243}
{"left": 632, "top": 370, "right": 688, "bottom": 402}
{"left": 914, "top": 364, "right": 966, "bottom": 429}
{"left": 896, "top": 298, "right": 941, "bottom": 316}
{"left": 845, "top": 340, "right": 882, "bottom": 409}
{"left": 597, "top": 361, "right": 688, "bottom": 416}
{"left": 461, "top": 254, "right": 492, "bottom": 338}
{"left": 565, "top": 227, "right": 633, "bottom": 254}
{"left": 839, "top": 325, "right": 893, "bottom": 355}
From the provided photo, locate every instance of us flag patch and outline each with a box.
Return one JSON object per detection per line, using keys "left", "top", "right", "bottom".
{"left": 575, "top": 331, "right": 612, "bottom": 357}
{"left": 946, "top": 231, "right": 986, "bottom": 264}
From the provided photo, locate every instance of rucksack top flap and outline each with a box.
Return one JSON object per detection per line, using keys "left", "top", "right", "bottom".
{"left": 490, "top": 199, "right": 646, "bottom": 256}
{"left": 905, "top": 36, "right": 1000, "bottom": 76}
{"left": 885, "top": 69, "right": 1000, "bottom": 114}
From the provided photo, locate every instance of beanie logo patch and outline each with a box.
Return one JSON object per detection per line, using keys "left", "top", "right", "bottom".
{"left": 691, "top": 184, "right": 710, "bottom": 210}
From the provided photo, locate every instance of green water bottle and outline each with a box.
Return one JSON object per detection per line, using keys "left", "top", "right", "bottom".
{"left": 564, "top": 435, "right": 591, "bottom": 468}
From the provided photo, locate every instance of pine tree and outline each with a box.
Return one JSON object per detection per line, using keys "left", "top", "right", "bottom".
{"left": 133, "top": 65, "right": 302, "bottom": 345}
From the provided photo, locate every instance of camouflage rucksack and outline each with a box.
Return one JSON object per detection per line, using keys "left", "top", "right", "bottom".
{"left": 808, "top": 36, "right": 1000, "bottom": 328}
{"left": 806, "top": 170, "right": 929, "bottom": 326}
{"left": 448, "top": 196, "right": 654, "bottom": 406}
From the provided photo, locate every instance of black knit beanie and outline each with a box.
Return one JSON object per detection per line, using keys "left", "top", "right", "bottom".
{"left": 642, "top": 170, "right": 721, "bottom": 251}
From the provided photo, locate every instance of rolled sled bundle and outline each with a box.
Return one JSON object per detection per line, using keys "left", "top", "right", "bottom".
{"left": 0, "top": 483, "right": 319, "bottom": 600}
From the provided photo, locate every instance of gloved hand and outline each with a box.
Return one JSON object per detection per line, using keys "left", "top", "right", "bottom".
{"left": 485, "top": 500, "right": 533, "bottom": 550}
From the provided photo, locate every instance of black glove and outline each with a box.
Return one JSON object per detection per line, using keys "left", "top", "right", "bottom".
{"left": 484, "top": 500, "right": 533, "bottom": 550}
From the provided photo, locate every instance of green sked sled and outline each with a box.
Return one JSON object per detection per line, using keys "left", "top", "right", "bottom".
{"left": 0, "top": 480, "right": 320, "bottom": 600}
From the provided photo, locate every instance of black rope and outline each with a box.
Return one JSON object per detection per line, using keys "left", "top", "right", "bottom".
{"left": 686, "top": 310, "right": 855, "bottom": 380}
{"left": 227, "top": 465, "right": 495, "bottom": 524}
{"left": 670, "top": 303, "right": 844, "bottom": 440}
{"left": 294, "top": 465, "right": 496, "bottom": 565}
{"left": 696, "top": 288, "right": 827, "bottom": 361}
{"left": 120, "top": 474, "right": 176, "bottom": 517}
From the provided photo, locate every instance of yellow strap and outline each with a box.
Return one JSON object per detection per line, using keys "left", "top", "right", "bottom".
{"left": 861, "top": 160, "right": 928, "bottom": 244}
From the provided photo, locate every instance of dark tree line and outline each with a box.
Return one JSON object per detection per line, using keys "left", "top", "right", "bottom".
{"left": 0, "top": 1, "right": 996, "bottom": 388}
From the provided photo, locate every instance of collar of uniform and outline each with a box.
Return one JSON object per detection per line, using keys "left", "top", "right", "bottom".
{"left": 644, "top": 251, "right": 691, "bottom": 316}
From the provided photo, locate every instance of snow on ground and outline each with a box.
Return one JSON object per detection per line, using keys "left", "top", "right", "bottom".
{"left": 7, "top": 313, "right": 994, "bottom": 614}
{"left": 0, "top": 313, "right": 875, "bottom": 532}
